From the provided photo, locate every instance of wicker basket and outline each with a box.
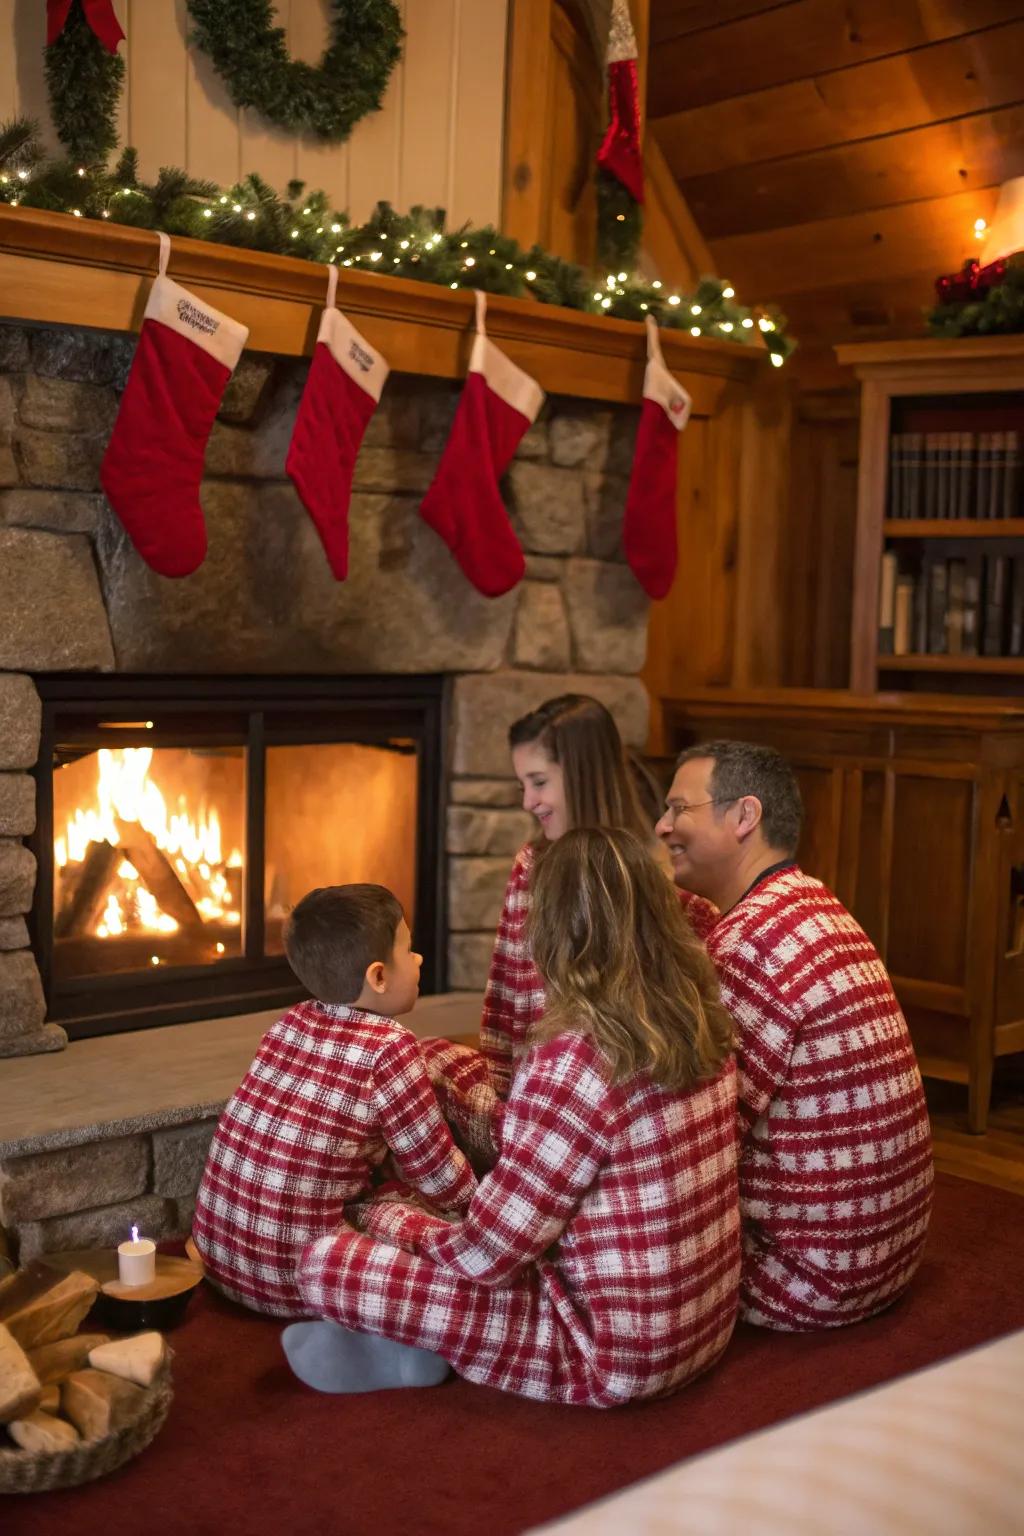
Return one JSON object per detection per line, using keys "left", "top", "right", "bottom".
{"left": 0, "top": 1363, "right": 173, "bottom": 1494}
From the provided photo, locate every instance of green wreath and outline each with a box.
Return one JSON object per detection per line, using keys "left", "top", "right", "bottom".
{"left": 187, "top": 0, "right": 404, "bottom": 142}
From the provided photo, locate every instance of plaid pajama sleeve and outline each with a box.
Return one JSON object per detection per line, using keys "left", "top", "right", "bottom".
{"left": 372, "top": 1031, "right": 478, "bottom": 1215}
{"left": 418, "top": 1037, "right": 504, "bottom": 1166}
{"left": 419, "top": 1037, "right": 612, "bottom": 1285}
{"left": 479, "top": 845, "right": 546, "bottom": 1098}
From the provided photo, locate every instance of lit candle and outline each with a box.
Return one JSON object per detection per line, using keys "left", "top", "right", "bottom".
{"left": 117, "top": 1225, "right": 156, "bottom": 1287}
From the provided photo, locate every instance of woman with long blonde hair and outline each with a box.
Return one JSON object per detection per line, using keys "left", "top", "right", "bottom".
{"left": 291, "top": 827, "right": 740, "bottom": 1407}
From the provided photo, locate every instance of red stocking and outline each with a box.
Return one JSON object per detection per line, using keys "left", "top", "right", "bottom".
{"left": 100, "top": 233, "right": 248, "bottom": 577}
{"left": 286, "top": 265, "right": 390, "bottom": 579}
{"left": 419, "top": 291, "right": 543, "bottom": 598}
{"left": 623, "top": 316, "right": 691, "bottom": 600}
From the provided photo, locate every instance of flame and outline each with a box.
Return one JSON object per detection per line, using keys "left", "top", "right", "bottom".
{"left": 131, "top": 1224, "right": 139, "bottom": 1243}
{"left": 57, "top": 747, "right": 243, "bottom": 949}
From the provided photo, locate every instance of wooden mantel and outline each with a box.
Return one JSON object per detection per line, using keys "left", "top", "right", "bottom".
{"left": 0, "top": 207, "right": 764, "bottom": 412}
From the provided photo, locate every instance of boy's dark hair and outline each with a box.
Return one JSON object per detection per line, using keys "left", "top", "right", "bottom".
{"left": 283, "top": 884, "right": 403, "bottom": 1005}
{"left": 675, "top": 739, "right": 803, "bottom": 856}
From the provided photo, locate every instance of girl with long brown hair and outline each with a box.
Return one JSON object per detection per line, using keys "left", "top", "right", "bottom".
{"left": 289, "top": 827, "right": 739, "bottom": 1407}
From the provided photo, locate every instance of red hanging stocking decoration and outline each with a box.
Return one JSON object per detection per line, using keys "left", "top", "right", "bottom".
{"left": 419, "top": 291, "right": 543, "bottom": 598}
{"left": 100, "top": 233, "right": 249, "bottom": 577}
{"left": 597, "top": 0, "right": 644, "bottom": 205}
{"left": 286, "top": 264, "right": 390, "bottom": 580}
{"left": 623, "top": 316, "right": 691, "bottom": 601}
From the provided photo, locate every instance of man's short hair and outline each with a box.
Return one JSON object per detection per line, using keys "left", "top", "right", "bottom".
{"left": 675, "top": 740, "right": 803, "bottom": 856}
{"left": 283, "top": 884, "right": 403, "bottom": 1005}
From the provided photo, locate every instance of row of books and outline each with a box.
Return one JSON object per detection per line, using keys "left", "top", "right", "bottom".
{"left": 878, "top": 550, "right": 1024, "bottom": 657}
{"left": 887, "top": 430, "right": 1021, "bottom": 521}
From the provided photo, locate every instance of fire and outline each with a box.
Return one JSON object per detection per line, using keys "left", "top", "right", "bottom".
{"left": 55, "top": 747, "right": 243, "bottom": 946}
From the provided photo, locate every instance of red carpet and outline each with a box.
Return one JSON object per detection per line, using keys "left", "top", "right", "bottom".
{"left": 6, "top": 1171, "right": 1023, "bottom": 1535}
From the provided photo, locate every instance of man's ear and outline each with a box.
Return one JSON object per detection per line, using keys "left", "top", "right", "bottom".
{"left": 734, "top": 794, "right": 764, "bottom": 843}
{"left": 364, "top": 960, "right": 387, "bottom": 994}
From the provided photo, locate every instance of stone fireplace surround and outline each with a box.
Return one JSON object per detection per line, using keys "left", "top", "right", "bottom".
{"left": 0, "top": 316, "right": 650, "bottom": 1258}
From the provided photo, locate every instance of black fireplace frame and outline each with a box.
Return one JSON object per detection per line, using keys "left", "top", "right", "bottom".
{"left": 30, "top": 675, "right": 449, "bottom": 1041}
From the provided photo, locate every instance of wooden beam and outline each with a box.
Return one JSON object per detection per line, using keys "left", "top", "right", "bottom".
{"left": 652, "top": 20, "right": 1024, "bottom": 180}
{"left": 710, "top": 187, "right": 999, "bottom": 298}
{"left": 684, "top": 104, "right": 1024, "bottom": 239}
{"left": 0, "top": 206, "right": 762, "bottom": 410}
{"left": 646, "top": 0, "right": 1021, "bottom": 118}
{"left": 502, "top": 0, "right": 555, "bottom": 250}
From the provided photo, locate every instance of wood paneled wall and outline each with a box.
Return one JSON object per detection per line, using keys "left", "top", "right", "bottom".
{"left": 2, "top": 0, "right": 509, "bottom": 226}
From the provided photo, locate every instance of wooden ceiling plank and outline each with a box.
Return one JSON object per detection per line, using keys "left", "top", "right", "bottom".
{"left": 646, "top": 0, "right": 1024, "bottom": 118}
{"left": 711, "top": 186, "right": 1000, "bottom": 296}
{"left": 652, "top": 19, "right": 1024, "bottom": 179}
{"left": 650, "top": 0, "right": 799, "bottom": 46}
{"left": 684, "top": 103, "right": 1024, "bottom": 238}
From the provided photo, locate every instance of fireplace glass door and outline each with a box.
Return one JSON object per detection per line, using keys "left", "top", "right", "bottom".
{"left": 33, "top": 678, "right": 445, "bottom": 1039}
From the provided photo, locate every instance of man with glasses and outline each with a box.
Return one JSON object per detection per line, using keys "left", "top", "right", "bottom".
{"left": 656, "top": 740, "right": 933, "bottom": 1331}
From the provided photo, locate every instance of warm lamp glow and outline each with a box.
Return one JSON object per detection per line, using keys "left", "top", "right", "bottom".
{"left": 979, "top": 179, "right": 1024, "bottom": 265}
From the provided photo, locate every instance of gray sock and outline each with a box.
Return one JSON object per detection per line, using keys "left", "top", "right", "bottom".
{"left": 281, "top": 1319, "right": 450, "bottom": 1394}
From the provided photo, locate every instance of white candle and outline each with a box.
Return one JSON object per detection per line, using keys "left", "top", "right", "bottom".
{"left": 117, "top": 1225, "right": 156, "bottom": 1287}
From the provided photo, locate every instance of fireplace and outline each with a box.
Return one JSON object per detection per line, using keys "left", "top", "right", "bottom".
{"left": 30, "top": 676, "right": 447, "bottom": 1040}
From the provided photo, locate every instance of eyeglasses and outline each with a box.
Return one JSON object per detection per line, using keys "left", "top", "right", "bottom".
{"left": 663, "top": 797, "right": 737, "bottom": 818}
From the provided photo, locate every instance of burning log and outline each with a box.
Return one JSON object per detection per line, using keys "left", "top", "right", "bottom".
{"left": 114, "top": 819, "right": 204, "bottom": 933}
{"left": 54, "top": 839, "right": 121, "bottom": 940}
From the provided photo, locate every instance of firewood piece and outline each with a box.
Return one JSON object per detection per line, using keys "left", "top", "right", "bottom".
{"left": 0, "top": 1260, "right": 63, "bottom": 1320}
{"left": 54, "top": 839, "right": 121, "bottom": 939}
{"left": 2, "top": 1271, "right": 99, "bottom": 1350}
{"left": 61, "top": 1368, "right": 144, "bottom": 1440}
{"left": 114, "top": 819, "right": 204, "bottom": 932}
{"left": 38, "top": 1383, "right": 60, "bottom": 1413}
{"left": 28, "top": 1332, "right": 111, "bottom": 1385}
{"left": 88, "top": 1332, "right": 166, "bottom": 1387}
{"left": 0, "top": 1324, "right": 41, "bottom": 1423}
{"left": 8, "top": 1408, "right": 80, "bottom": 1452}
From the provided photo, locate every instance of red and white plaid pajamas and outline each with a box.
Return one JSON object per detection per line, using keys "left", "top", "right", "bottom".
{"left": 478, "top": 843, "right": 545, "bottom": 1097}
{"left": 297, "top": 1031, "right": 740, "bottom": 1407}
{"left": 192, "top": 1001, "right": 476, "bottom": 1317}
{"left": 702, "top": 867, "right": 934, "bottom": 1330}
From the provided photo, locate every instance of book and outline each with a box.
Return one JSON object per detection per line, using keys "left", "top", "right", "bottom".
{"left": 888, "top": 433, "right": 903, "bottom": 519}
{"left": 893, "top": 576, "right": 914, "bottom": 655}
{"left": 976, "top": 431, "right": 992, "bottom": 519}
{"left": 956, "top": 430, "right": 975, "bottom": 520}
{"left": 924, "top": 432, "right": 939, "bottom": 519}
{"left": 913, "top": 566, "right": 929, "bottom": 654}
{"left": 988, "top": 430, "right": 1006, "bottom": 521}
{"left": 962, "top": 554, "right": 982, "bottom": 657}
{"left": 878, "top": 550, "right": 898, "bottom": 654}
{"left": 928, "top": 558, "right": 948, "bottom": 654}
{"left": 1004, "top": 428, "right": 1020, "bottom": 519}
{"left": 983, "top": 554, "right": 1009, "bottom": 656}
{"left": 1011, "top": 556, "right": 1024, "bottom": 656}
{"left": 903, "top": 431, "right": 923, "bottom": 520}
{"left": 936, "top": 430, "right": 952, "bottom": 521}
{"left": 946, "top": 558, "right": 966, "bottom": 655}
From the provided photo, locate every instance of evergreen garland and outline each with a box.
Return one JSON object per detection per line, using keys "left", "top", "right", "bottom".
{"left": 0, "top": 117, "right": 794, "bottom": 365}
{"left": 45, "top": 0, "right": 125, "bottom": 165}
{"left": 597, "top": 167, "right": 642, "bottom": 272}
{"left": 186, "top": 0, "right": 403, "bottom": 142}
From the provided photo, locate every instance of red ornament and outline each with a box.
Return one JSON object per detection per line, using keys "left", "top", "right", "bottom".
{"left": 46, "top": 0, "right": 124, "bottom": 55}
{"left": 935, "top": 256, "right": 1008, "bottom": 305}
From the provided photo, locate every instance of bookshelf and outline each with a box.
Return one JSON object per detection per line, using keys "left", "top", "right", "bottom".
{"left": 836, "top": 336, "right": 1024, "bottom": 694}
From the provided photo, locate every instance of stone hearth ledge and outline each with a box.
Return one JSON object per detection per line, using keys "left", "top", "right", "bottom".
{"left": 0, "top": 991, "right": 484, "bottom": 1158}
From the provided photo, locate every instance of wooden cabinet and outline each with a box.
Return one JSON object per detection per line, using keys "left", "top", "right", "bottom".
{"left": 835, "top": 336, "right": 1024, "bottom": 697}
{"left": 662, "top": 688, "right": 1024, "bottom": 1133}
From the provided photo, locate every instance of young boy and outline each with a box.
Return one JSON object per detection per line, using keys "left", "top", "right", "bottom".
{"left": 192, "top": 884, "right": 477, "bottom": 1317}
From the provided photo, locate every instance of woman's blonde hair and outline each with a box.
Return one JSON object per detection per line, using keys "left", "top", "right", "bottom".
{"left": 527, "top": 827, "right": 733, "bottom": 1092}
{"left": 508, "top": 694, "right": 651, "bottom": 844}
